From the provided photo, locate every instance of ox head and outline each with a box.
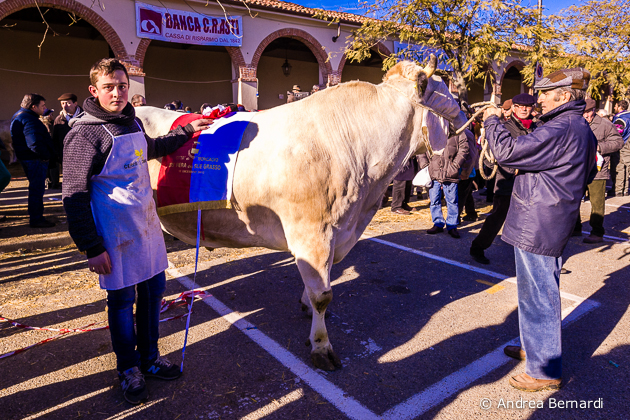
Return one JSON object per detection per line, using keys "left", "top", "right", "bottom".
{"left": 383, "top": 56, "right": 467, "bottom": 154}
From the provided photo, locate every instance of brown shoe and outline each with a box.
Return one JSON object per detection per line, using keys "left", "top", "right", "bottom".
{"left": 583, "top": 234, "right": 604, "bottom": 244}
{"left": 426, "top": 225, "right": 444, "bottom": 234}
{"left": 392, "top": 208, "right": 411, "bottom": 215}
{"left": 509, "top": 373, "right": 561, "bottom": 392}
{"left": 447, "top": 228, "right": 460, "bottom": 238}
{"left": 504, "top": 345, "right": 526, "bottom": 361}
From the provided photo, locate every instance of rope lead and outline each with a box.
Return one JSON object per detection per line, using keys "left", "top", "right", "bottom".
{"left": 456, "top": 101, "right": 500, "bottom": 181}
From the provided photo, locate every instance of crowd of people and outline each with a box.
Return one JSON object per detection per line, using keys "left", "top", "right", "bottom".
{"left": 387, "top": 86, "right": 630, "bottom": 260}
{"left": 384, "top": 66, "right": 629, "bottom": 392}
{"left": 1, "top": 60, "right": 630, "bottom": 401}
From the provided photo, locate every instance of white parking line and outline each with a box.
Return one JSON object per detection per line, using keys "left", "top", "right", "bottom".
{"left": 364, "top": 236, "right": 591, "bottom": 304}
{"left": 381, "top": 296, "right": 599, "bottom": 420}
{"left": 166, "top": 265, "right": 381, "bottom": 420}
{"left": 168, "top": 234, "right": 601, "bottom": 419}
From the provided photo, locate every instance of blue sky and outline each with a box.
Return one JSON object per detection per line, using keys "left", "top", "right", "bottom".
{"left": 295, "top": 0, "right": 581, "bottom": 16}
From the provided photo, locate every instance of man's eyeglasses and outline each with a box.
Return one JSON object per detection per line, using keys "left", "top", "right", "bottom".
{"left": 513, "top": 104, "right": 533, "bottom": 109}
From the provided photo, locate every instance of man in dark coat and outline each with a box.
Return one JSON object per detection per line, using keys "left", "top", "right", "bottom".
{"left": 483, "top": 68, "right": 597, "bottom": 392}
{"left": 576, "top": 98, "right": 623, "bottom": 243}
{"left": 423, "top": 130, "right": 470, "bottom": 238}
{"left": 470, "top": 93, "right": 537, "bottom": 264}
{"left": 391, "top": 158, "right": 417, "bottom": 214}
{"left": 50, "top": 93, "right": 82, "bottom": 189}
{"left": 610, "top": 100, "right": 630, "bottom": 196}
{"left": 10, "top": 93, "right": 57, "bottom": 228}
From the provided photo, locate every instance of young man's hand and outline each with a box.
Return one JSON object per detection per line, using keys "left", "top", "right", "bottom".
{"left": 88, "top": 251, "right": 112, "bottom": 275}
{"left": 189, "top": 119, "right": 214, "bottom": 132}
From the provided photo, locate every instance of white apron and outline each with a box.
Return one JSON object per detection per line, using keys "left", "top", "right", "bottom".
{"left": 90, "top": 123, "right": 168, "bottom": 290}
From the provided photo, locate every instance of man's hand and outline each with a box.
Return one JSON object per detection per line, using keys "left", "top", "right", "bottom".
{"left": 483, "top": 107, "right": 502, "bottom": 121}
{"left": 88, "top": 251, "right": 112, "bottom": 275}
{"left": 189, "top": 119, "right": 214, "bottom": 132}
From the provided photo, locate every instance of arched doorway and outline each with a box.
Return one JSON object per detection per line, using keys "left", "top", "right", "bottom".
{"left": 142, "top": 40, "right": 234, "bottom": 112}
{"left": 467, "top": 71, "right": 494, "bottom": 104}
{"left": 501, "top": 65, "right": 527, "bottom": 101}
{"left": 340, "top": 49, "right": 386, "bottom": 84}
{"left": 256, "top": 37, "right": 320, "bottom": 109}
{"left": 0, "top": 7, "right": 113, "bottom": 119}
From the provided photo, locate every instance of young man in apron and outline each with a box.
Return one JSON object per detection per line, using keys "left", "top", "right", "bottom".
{"left": 62, "top": 58, "right": 212, "bottom": 404}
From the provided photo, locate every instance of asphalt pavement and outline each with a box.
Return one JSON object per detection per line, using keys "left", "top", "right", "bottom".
{"left": 1, "top": 172, "right": 630, "bottom": 419}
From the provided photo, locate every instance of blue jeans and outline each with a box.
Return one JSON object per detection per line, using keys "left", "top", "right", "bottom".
{"left": 514, "top": 247, "right": 562, "bottom": 380}
{"left": 429, "top": 181, "right": 459, "bottom": 229}
{"left": 107, "top": 271, "right": 166, "bottom": 372}
{"left": 20, "top": 160, "right": 48, "bottom": 222}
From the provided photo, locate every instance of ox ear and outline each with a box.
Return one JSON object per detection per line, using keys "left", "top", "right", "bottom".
{"left": 416, "top": 54, "right": 436, "bottom": 99}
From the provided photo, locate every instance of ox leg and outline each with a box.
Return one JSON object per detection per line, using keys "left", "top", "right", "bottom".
{"left": 300, "top": 288, "right": 313, "bottom": 316}
{"left": 294, "top": 252, "right": 342, "bottom": 371}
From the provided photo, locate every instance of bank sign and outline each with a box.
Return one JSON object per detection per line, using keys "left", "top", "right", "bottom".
{"left": 135, "top": 2, "right": 242, "bottom": 47}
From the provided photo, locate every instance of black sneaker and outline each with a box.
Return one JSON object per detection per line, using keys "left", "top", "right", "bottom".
{"left": 118, "top": 366, "right": 148, "bottom": 405}
{"left": 470, "top": 247, "right": 490, "bottom": 264}
{"left": 142, "top": 355, "right": 182, "bottom": 380}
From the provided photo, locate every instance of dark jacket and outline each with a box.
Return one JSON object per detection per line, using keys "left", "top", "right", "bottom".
{"left": 9, "top": 108, "right": 55, "bottom": 161}
{"left": 424, "top": 131, "right": 470, "bottom": 183}
{"left": 589, "top": 114, "right": 623, "bottom": 180}
{"left": 459, "top": 129, "right": 478, "bottom": 179}
{"left": 492, "top": 116, "right": 538, "bottom": 195}
{"left": 52, "top": 107, "right": 83, "bottom": 162}
{"left": 394, "top": 158, "right": 418, "bottom": 181}
{"left": 484, "top": 100, "right": 597, "bottom": 257}
{"left": 62, "top": 98, "right": 195, "bottom": 258}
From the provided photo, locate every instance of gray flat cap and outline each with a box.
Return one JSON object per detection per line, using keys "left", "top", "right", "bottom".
{"left": 534, "top": 68, "right": 590, "bottom": 91}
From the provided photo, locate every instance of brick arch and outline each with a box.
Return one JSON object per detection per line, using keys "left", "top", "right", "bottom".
{"left": 0, "top": 0, "right": 127, "bottom": 59}
{"left": 336, "top": 42, "right": 392, "bottom": 75}
{"left": 250, "top": 28, "right": 334, "bottom": 79}
{"left": 500, "top": 59, "right": 526, "bottom": 85}
{"left": 134, "top": 39, "right": 246, "bottom": 71}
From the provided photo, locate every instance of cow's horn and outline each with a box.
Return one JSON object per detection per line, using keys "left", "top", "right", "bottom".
{"left": 424, "top": 54, "right": 437, "bottom": 78}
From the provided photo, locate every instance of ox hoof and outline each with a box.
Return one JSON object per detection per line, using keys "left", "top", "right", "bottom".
{"left": 301, "top": 303, "right": 310, "bottom": 313}
{"left": 311, "top": 349, "right": 343, "bottom": 371}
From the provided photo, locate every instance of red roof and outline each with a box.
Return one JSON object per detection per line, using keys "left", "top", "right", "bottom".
{"left": 224, "top": 0, "right": 367, "bottom": 24}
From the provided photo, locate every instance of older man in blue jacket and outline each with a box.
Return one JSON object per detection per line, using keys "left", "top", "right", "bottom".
{"left": 483, "top": 68, "right": 597, "bottom": 392}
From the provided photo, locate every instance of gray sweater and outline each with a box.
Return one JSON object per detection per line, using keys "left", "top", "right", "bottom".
{"left": 62, "top": 98, "right": 194, "bottom": 258}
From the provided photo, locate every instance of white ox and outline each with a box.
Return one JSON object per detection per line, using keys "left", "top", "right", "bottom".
{"left": 136, "top": 58, "right": 466, "bottom": 371}
{"left": 0, "top": 120, "right": 18, "bottom": 165}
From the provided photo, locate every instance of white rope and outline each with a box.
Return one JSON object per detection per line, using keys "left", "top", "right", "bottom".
{"left": 459, "top": 101, "right": 500, "bottom": 181}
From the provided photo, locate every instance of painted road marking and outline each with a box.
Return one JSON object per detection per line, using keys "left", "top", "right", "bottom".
{"left": 380, "top": 296, "right": 599, "bottom": 420}
{"left": 363, "top": 235, "right": 590, "bottom": 304}
{"left": 168, "top": 235, "right": 601, "bottom": 420}
{"left": 166, "top": 264, "right": 381, "bottom": 420}
{"left": 475, "top": 279, "right": 505, "bottom": 294}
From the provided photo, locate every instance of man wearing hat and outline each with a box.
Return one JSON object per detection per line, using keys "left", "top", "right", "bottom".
{"left": 482, "top": 68, "right": 597, "bottom": 391}
{"left": 287, "top": 85, "right": 305, "bottom": 103}
{"left": 470, "top": 93, "right": 537, "bottom": 264}
{"left": 51, "top": 93, "right": 82, "bottom": 189}
{"left": 577, "top": 98, "right": 623, "bottom": 243}
{"left": 500, "top": 99, "right": 513, "bottom": 121}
